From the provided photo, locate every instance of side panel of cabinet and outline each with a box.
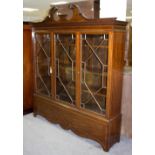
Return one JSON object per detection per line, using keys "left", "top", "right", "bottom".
{"left": 106, "top": 31, "right": 126, "bottom": 119}
{"left": 23, "top": 24, "right": 33, "bottom": 114}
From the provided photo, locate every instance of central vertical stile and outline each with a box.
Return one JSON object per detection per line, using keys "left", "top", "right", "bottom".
{"left": 51, "top": 32, "right": 56, "bottom": 99}
{"left": 76, "top": 32, "right": 81, "bottom": 108}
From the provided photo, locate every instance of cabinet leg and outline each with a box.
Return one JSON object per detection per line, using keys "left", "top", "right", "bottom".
{"left": 100, "top": 144, "right": 109, "bottom": 152}
{"left": 33, "top": 112, "right": 37, "bottom": 117}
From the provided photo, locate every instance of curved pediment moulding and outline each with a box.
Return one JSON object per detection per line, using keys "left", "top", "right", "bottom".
{"left": 33, "top": 4, "right": 127, "bottom": 27}
{"left": 41, "top": 4, "right": 88, "bottom": 24}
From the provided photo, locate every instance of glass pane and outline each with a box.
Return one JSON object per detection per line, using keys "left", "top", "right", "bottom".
{"left": 35, "top": 33, "right": 51, "bottom": 96}
{"left": 81, "top": 34, "right": 109, "bottom": 114}
{"left": 55, "top": 34, "right": 76, "bottom": 105}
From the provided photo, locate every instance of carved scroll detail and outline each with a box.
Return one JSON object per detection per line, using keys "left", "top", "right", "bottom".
{"left": 42, "top": 7, "right": 58, "bottom": 23}
{"left": 43, "top": 4, "right": 88, "bottom": 23}
{"left": 68, "top": 4, "right": 88, "bottom": 22}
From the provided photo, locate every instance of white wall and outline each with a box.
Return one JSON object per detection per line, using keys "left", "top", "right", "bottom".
{"left": 100, "top": 0, "right": 127, "bottom": 21}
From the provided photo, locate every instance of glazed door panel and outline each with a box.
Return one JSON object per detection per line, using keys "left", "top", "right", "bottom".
{"left": 34, "top": 33, "right": 51, "bottom": 96}
{"left": 80, "top": 33, "right": 109, "bottom": 114}
{"left": 54, "top": 33, "right": 76, "bottom": 105}
{"left": 34, "top": 32, "right": 109, "bottom": 115}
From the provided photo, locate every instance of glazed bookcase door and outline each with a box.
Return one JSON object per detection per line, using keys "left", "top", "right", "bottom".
{"left": 34, "top": 33, "right": 51, "bottom": 96}
{"left": 80, "top": 33, "right": 109, "bottom": 114}
{"left": 55, "top": 33, "right": 76, "bottom": 105}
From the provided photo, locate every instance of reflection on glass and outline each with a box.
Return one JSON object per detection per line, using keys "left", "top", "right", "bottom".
{"left": 55, "top": 34, "right": 76, "bottom": 105}
{"left": 81, "top": 34, "right": 109, "bottom": 114}
{"left": 35, "top": 33, "right": 51, "bottom": 96}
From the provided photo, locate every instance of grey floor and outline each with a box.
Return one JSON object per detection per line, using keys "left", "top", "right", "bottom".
{"left": 23, "top": 113, "right": 132, "bottom": 155}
